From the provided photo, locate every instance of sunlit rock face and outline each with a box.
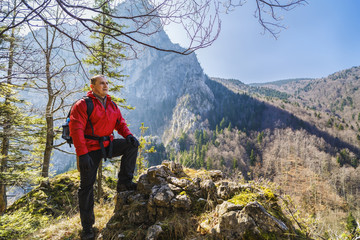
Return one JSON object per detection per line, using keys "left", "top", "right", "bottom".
{"left": 114, "top": 2, "right": 214, "bottom": 140}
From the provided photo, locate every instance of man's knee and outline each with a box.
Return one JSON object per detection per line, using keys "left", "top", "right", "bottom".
{"left": 79, "top": 174, "right": 96, "bottom": 190}
{"left": 78, "top": 184, "right": 93, "bottom": 193}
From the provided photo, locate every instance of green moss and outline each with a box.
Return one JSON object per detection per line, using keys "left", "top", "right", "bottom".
{"left": 30, "top": 190, "right": 48, "bottom": 199}
{"left": 0, "top": 209, "right": 51, "bottom": 239}
{"left": 180, "top": 176, "right": 193, "bottom": 182}
{"left": 260, "top": 186, "right": 277, "bottom": 201}
{"left": 228, "top": 189, "right": 258, "bottom": 206}
{"left": 2, "top": 170, "right": 81, "bottom": 239}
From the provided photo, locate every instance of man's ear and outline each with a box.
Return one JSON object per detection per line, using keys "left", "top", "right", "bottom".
{"left": 90, "top": 84, "right": 94, "bottom": 90}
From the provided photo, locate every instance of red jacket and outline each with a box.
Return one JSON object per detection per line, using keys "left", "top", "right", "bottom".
{"left": 69, "top": 91, "right": 132, "bottom": 156}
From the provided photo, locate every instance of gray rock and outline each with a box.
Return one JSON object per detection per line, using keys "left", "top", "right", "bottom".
{"left": 214, "top": 210, "right": 254, "bottom": 239}
{"left": 147, "top": 165, "right": 175, "bottom": 185}
{"left": 244, "top": 201, "right": 289, "bottom": 232}
{"left": 209, "top": 170, "right": 223, "bottom": 181}
{"left": 215, "top": 201, "right": 243, "bottom": 216}
{"left": 146, "top": 223, "right": 163, "bottom": 240}
{"left": 200, "top": 179, "right": 216, "bottom": 194}
{"left": 168, "top": 183, "right": 183, "bottom": 192}
{"left": 196, "top": 197, "right": 207, "bottom": 206}
{"left": 114, "top": 191, "right": 133, "bottom": 212}
{"left": 101, "top": 164, "right": 298, "bottom": 240}
{"left": 162, "top": 160, "right": 184, "bottom": 176}
{"left": 128, "top": 193, "right": 147, "bottom": 203}
{"left": 217, "top": 181, "right": 231, "bottom": 200}
{"left": 126, "top": 201, "right": 149, "bottom": 224}
{"left": 171, "top": 193, "right": 192, "bottom": 210}
{"left": 184, "top": 178, "right": 201, "bottom": 193}
{"left": 150, "top": 184, "right": 175, "bottom": 207}
{"left": 213, "top": 201, "right": 290, "bottom": 239}
{"left": 167, "top": 176, "right": 191, "bottom": 188}
{"left": 137, "top": 173, "right": 154, "bottom": 195}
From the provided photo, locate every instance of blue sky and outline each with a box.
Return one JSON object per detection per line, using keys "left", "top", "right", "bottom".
{"left": 165, "top": 0, "right": 360, "bottom": 84}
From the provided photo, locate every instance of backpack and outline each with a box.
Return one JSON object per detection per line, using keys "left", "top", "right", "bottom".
{"left": 61, "top": 97, "right": 94, "bottom": 147}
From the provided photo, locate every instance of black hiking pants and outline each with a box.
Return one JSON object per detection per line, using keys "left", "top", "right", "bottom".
{"left": 78, "top": 138, "right": 138, "bottom": 229}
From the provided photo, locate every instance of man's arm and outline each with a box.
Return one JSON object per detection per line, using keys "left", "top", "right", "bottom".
{"left": 69, "top": 100, "right": 89, "bottom": 156}
{"left": 114, "top": 108, "right": 132, "bottom": 138}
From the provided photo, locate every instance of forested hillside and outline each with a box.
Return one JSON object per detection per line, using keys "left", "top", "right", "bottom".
{"left": 148, "top": 70, "right": 360, "bottom": 238}
{"left": 259, "top": 66, "right": 360, "bottom": 143}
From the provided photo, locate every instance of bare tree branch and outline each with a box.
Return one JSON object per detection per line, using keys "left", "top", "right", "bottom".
{"left": 1, "top": 0, "right": 307, "bottom": 56}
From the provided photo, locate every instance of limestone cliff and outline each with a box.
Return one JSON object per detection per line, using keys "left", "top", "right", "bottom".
{"left": 116, "top": 1, "right": 215, "bottom": 142}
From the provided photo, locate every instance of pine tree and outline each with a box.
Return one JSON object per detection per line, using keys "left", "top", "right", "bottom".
{"left": 227, "top": 122, "right": 232, "bottom": 131}
{"left": 83, "top": 0, "right": 130, "bottom": 200}
{"left": 346, "top": 212, "right": 357, "bottom": 234}
{"left": 0, "top": 38, "right": 43, "bottom": 213}
{"left": 83, "top": 0, "right": 130, "bottom": 108}
{"left": 0, "top": 18, "right": 43, "bottom": 213}
{"left": 0, "top": 85, "right": 44, "bottom": 213}
{"left": 206, "top": 157, "right": 213, "bottom": 170}
{"left": 250, "top": 149, "right": 256, "bottom": 166}
{"left": 219, "top": 117, "right": 226, "bottom": 130}
{"left": 232, "top": 157, "right": 238, "bottom": 170}
{"left": 178, "top": 132, "right": 188, "bottom": 152}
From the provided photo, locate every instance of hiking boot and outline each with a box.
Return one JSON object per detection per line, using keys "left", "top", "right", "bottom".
{"left": 81, "top": 227, "right": 95, "bottom": 240}
{"left": 117, "top": 181, "right": 137, "bottom": 192}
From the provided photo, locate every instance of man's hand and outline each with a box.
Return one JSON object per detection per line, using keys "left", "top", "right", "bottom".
{"left": 126, "top": 135, "right": 140, "bottom": 148}
{"left": 79, "top": 153, "right": 94, "bottom": 171}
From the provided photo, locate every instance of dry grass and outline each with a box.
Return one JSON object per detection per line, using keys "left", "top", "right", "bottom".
{"left": 29, "top": 200, "right": 115, "bottom": 240}
{"left": 183, "top": 167, "right": 212, "bottom": 180}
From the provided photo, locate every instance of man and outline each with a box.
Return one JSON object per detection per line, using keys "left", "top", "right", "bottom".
{"left": 69, "top": 75, "right": 139, "bottom": 240}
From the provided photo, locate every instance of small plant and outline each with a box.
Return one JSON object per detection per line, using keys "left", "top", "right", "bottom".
{"left": 136, "top": 123, "right": 156, "bottom": 176}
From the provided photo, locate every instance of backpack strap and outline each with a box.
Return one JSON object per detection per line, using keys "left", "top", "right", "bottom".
{"left": 111, "top": 100, "right": 118, "bottom": 109}
{"left": 66, "top": 96, "right": 94, "bottom": 119}
{"left": 83, "top": 97, "right": 95, "bottom": 136}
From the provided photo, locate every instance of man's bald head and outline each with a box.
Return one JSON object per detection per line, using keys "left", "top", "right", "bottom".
{"left": 90, "top": 75, "right": 105, "bottom": 85}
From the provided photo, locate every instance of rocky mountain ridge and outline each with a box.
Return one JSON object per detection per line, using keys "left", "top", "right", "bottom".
{"left": 262, "top": 66, "right": 360, "bottom": 124}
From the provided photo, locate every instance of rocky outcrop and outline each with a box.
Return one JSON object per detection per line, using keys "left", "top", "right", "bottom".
{"left": 100, "top": 161, "right": 307, "bottom": 240}
{"left": 114, "top": 2, "right": 215, "bottom": 141}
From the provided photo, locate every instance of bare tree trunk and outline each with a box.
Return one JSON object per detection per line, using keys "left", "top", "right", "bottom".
{"left": 0, "top": 25, "right": 15, "bottom": 214}
{"left": 41, "top": 106, "right": 54, "bottom": 178}
{"left": 41, "top": 65, "right": 54, "bottom": 177}
{"left": 41, "top": 26, "right": 55, "bottom": 178}
{"left": 0, "top": 121, "right": 10, "bottom": 213}
{"left": 97, "top": 161, "right": 103, "bottom": 201}
{"left": 96, "top": 26, "right": 106, "bottom": 201}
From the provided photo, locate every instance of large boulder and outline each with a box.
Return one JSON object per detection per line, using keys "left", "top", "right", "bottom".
{"left": 211, "top": 201, "right": 291, "bottom": 239}
{"left": 100, "top": 161, "right": 306, "bottom": 240}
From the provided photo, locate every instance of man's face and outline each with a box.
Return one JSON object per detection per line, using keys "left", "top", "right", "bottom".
{"left": 91, "top": 77, "right": 109, "bottom": 98}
